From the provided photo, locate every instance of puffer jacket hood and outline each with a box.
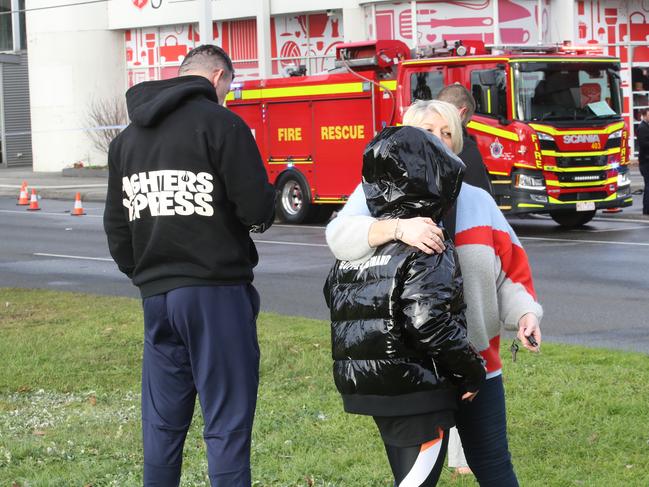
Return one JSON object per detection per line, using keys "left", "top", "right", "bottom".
{"left": 126, "top": 75, "right": 218, "bottom": 127}
{"left": 362, "top": 125, "right": 466, "bottom": 222}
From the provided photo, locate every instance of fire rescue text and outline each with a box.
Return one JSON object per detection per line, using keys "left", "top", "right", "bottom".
{"left": 321, "top": 124, "right": 365, "bottom": 140}
{"left": 278, "top": 127, "right": 302, "bottom": 141}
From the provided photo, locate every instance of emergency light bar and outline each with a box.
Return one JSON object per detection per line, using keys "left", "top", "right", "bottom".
{"left": 413, "top": 40, "right": 486, "bottom": 59}
{"left": 487, "top": 43, "right": 604, "bottom": 56}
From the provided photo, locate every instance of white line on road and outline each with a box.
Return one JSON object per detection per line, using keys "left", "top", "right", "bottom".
{"left": 521, "top": 236, "right": 649, "bottom": 247}
{"left": 0, "top": 209, "right": 102, "bottom": 218}
{"left": 33, "top": 252, "right": 113, "bottom": 262}
{"left": 271, "top": 224, "right": 327, "bottom": 230}
{"left": 586, "top": 225, "right": 649, "bottom": 233}
{"left": 253, "top": 239, "right": 328, "bottom": 248}
{"left": 593, "top": 217, "right": 649, "bottom": 224}
{"left": 0, "top": 184, "right": 107, "bottom": 189}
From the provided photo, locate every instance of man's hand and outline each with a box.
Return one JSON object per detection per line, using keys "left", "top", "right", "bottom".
{"left": 517, "top": 313, "right": 541, "bottom": 352}
{"left": 461, "top": 390, "right": 478, "bottom": 402}
{"left": 398, "top": 217, "right": 446, "bottom": 254}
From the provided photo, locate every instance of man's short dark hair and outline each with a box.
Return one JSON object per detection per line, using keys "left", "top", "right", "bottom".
{"left": 437, "top": 84, "right": 476, "bottom": 124}
{"left": 639, "top": 107, "right": 649, "bottom": 117}
{"left": 179, "top": 44, "right": 234, "bottom": 77}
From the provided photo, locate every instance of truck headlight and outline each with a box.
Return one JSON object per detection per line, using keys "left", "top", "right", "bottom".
{"left": 608, "top": 129, "right": 622, "bottom": 140}
{"left": 617, "top": 171, "right": 631, "bottom": 187}
{"left": 536, "top": 132, "right": 554, "bottom": 141}
{"left": 515, "top": 173, "right": 546, "bottom": 190}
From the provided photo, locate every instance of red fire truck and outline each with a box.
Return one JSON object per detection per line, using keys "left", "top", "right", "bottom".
{"left": 227, "top": 40, "right": 632, "bottom": 227}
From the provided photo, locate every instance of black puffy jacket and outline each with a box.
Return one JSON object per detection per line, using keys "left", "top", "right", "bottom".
{"left": 323, "top": 126, "right": 486, "bottom": 417}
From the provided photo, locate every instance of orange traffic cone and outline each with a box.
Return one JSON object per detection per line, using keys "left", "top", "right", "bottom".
{"left": 71, "top": 192, "right": 85, "bottom": 216}
{"left": 26, "top": 189, "right": 41, "bottom": 211}
{"left": 17, "top": 182, "right": 29, "bottom": 205}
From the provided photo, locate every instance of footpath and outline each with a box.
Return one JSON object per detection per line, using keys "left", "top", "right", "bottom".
{"left": 0, "top": 166, "right": 108, "bottom": 203}
{"left": 0, "top": 163, "right": 646, "bottom": 220}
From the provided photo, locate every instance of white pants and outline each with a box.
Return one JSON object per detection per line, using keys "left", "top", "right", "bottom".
{"left": 447, "top": 426, "right": 468, "bottom": 468}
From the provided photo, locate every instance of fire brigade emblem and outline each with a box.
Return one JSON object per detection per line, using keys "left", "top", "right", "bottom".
{"left": 132, "top": 0, "right": 148, "bottom": 8}
{"left": 490, "top": 138, "right": 504, "bottom": 159}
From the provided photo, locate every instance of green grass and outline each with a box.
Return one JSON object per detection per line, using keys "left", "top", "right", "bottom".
{"left": 0, "top": 289, "right": 648, "bottom": 487}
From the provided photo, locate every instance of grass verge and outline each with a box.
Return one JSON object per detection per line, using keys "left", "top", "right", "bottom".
{"left": 1, "top": 288, "right": 648, "bottom": 486}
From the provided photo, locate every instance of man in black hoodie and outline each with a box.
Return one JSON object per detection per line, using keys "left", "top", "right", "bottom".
{"left": 436, "top": 84, "right": 493, "bottom": 238}
{"left": 104, "top": 45, "right": 275, "bottom": 486}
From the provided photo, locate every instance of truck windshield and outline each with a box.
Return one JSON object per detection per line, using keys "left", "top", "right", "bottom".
{"left": 513, "top": 62, "right": 622, "bottom": 122}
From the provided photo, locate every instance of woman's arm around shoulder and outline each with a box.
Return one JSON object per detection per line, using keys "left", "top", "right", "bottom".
{"left": 325, "top": 184, "right": 377, "bottom": 262}
{"left": 325, "top": 184, "right": 446, "bottom": 262}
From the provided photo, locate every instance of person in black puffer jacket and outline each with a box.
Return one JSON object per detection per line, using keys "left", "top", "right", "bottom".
{"left": 323, "top": 125, "right": 486, "bottom": 487}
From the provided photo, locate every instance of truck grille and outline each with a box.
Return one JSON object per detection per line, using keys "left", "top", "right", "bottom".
{"left": 556, "top": 191, "right": 607, "bottom": 202}
{"left": 556, "top": 171, "right": 607, "bottom": 183}
{"left": 555, "top": 156, "right": 607, "bottom": 168}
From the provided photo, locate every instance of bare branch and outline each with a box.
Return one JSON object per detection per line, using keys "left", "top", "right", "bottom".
{"left": 86, "top": 97, "right": 127, "bottom": 155}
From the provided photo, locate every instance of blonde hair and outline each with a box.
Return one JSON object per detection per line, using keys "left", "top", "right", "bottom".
{"left": 402, "top": 99, "right": 463, "bottom": 155}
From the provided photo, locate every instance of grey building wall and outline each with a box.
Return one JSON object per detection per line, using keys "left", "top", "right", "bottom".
{"left": 1, "top": 51, "right": 32, "bottom": 167}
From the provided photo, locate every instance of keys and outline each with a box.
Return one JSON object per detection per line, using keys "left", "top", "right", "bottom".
{"left": 510, "top": 340, "right": 519, "bottom": 362}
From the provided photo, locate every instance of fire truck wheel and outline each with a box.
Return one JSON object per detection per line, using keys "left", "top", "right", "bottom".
{"left": 276, "top": 173, "right": 313, "bottom": 224}
{"left": 549, "top": 209, "right": 596, "bottom": 228}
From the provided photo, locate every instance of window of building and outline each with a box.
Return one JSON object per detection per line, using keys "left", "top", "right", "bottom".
{"left": 0, "top": 0, "right": 26, "bottom": 51}
{"left": 19, "top": 0, "right": 25, "bottom": 49}
{"left": 0, "top": 0, "right": 12, "bottom": 52}
{"left": 471, "top": 68, "right": 508, "bottom": 119}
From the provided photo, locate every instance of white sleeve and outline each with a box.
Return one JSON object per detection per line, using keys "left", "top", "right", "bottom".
{"left": 325, "top": 183, "right": 378, "bottom": 262}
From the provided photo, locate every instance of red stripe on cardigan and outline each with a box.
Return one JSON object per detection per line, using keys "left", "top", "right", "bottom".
{"left": 480, "top": 335, "right": 502, "bottom": 373}
{"left": 455, "top": 225, "right": 537, "bottom": 299}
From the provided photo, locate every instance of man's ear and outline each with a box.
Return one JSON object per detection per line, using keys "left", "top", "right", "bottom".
{"left": 211, "top": 69, "right": 225, "bottom": 88}
{"left": 458, "top": 106, "right": 468, "bottom": 123}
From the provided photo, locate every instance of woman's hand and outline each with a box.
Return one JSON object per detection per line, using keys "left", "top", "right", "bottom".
{"left": 369, "top": 217, "right": 445, "bottom": 253}
{"left": 399, "top": 217, "right": 446, "bottom": 254}
{"left": 517, "top": 313, "right": 541, "bottom": 352}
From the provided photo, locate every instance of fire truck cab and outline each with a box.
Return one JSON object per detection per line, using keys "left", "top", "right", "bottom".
{"left": 227, "top": 40, "right": 632, "bottom": 227}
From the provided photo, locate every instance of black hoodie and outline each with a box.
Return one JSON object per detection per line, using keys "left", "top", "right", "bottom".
{"left": 324, "top": 126, "right": 485, "bottom": 417}
{"left": 104, "top": 75, "right": 276, "bottom": 298}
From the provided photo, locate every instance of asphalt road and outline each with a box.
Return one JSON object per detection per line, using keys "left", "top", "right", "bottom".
{"left": 1, "top": 196, "right": 648, "bottom": 354}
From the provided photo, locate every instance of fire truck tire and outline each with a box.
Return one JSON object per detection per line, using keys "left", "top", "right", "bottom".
{"left": 276, "top": 172, "right": 314, "bottom": 224}
{"left": 549, "top": 209, "right": 596, "bottom": 228}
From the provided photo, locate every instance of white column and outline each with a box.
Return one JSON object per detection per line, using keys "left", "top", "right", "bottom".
{"left": 256, "top": 0, "right": 271, "bottom": 78}
{"left": 537, "top": 0, "right": 543, "bottom": 44}
{"left": 26, "top": 0, "right": 125, "bottom": 171}
{"left": 493, "top": 0, "right": 501, "bottom": 46}
{"left": 410, "top": 0, "right": 417, "bottom": 49}
{"left": 550, "top": 0, "right": 575, "bottom": 44}
{"left": 342, "top": 6, "right": 365, "bottom": 42}
{"left": 11, "top": 0, "right": 20, "bottom": 50}
{"left": 198, "top": 0, "right": 212, "bottom": 46}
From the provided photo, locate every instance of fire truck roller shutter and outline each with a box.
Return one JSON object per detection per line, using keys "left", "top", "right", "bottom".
{"left": 275, "top": 170, "right": 334, "bottom": 224}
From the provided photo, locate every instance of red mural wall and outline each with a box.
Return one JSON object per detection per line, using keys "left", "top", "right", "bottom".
{"left": 124, "top": 12, "right": 345, "bottom": 87}
{"left": 371, "top": 0, "right": 550, "bottom": 45}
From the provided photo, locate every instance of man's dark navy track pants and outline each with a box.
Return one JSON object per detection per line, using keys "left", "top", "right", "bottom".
{"left": 141, "top": 284, "right": 261, "bottom": 487}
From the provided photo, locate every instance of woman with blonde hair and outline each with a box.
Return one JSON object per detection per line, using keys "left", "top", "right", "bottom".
{"left": 326, "top": 99, "right": 543, "bottom": 486}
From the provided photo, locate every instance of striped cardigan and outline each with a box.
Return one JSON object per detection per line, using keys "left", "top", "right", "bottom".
{"left": 325, "top": 183, "right": 543, "bottom": 376}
